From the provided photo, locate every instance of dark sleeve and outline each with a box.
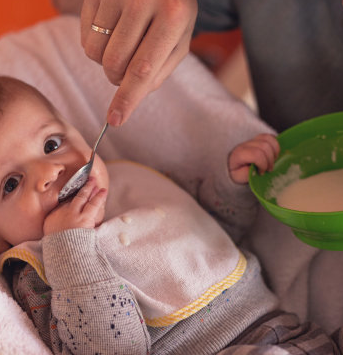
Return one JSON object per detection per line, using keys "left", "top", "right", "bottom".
{"left": 194, "top": 0, "right": 239, "bottom": 34}
{"left": 12, "top": 263, "right": 55, "bottom": 350}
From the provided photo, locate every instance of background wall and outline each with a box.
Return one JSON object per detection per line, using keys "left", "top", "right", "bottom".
{"left": 0, "top": 0, "right": 57, "bottom": 36}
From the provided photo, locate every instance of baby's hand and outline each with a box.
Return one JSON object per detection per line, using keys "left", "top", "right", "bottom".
{"left": 228, "top": 134, "right": 280, "bottom": 184}
{"left": 43, "top": 177, "right": 107, "bottom": 235}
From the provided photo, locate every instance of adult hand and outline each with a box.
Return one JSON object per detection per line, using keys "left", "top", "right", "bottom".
{"left": 80, "top": 0, "right": 198, "bottom": 126}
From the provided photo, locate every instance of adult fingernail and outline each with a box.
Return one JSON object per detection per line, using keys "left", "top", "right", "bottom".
{"left": 108, "top": 109, "right": 123, "bottom": 126}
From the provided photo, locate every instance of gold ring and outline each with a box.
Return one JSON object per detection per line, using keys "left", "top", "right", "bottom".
{"left": 91, "top": 24, "right": 113, "bottom": 35}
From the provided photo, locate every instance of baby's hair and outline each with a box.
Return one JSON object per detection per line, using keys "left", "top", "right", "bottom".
{"left": 0, "top": 76, "right": 56, "bottom": 115}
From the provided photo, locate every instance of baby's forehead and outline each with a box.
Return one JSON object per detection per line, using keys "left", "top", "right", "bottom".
{"left": 0, "top": 97, "right": 66, "bottom": 137}
{"left": 0, "top": 77, "right": 53, "bottom": 112}
{"left": 0, "top": 78, "right": 73, "bottom": 132}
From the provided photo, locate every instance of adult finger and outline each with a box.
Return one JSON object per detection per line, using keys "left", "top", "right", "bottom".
{"left": 106, "top": 3, "right": 194, "bottom": 126}
{"left": 151, "top": 36, "right": 191, "bottom": 91}
{"left": 82, "top": 0, "right": 121, "bottom": 64}
{"left": 101, "top": 4, "right": 153, "bottom": 85}
{"left": 80, "top": 0, "right": 100, "bottom": 47}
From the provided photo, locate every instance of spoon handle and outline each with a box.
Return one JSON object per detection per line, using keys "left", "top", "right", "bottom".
{"left": 90, "top": 122, "right": 109, "bottom": 161}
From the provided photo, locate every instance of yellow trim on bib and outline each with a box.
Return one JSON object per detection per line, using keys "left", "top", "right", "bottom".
{"left": 145, "top": 252, "right": 247, "bottom": 327}
{"left": 0, "top": 248, "right": 48, "bottom": 285}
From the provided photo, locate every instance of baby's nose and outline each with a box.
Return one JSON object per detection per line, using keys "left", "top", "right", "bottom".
{"left": 35, "top": 163, "right": 65, "bottom": 192}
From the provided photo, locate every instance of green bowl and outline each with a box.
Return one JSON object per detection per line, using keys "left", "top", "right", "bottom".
{"left": 249, "top": 112, "right": 343, "bottom": 250}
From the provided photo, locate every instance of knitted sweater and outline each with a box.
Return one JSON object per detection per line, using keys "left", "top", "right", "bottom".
{"left": 2, "top": 161, "right": 277, "bottom": 355}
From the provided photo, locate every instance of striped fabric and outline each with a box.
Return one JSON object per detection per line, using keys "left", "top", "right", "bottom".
{"left": 218, "top": 311, "right": 340, "bottom": 355}
{"left": 0, "top": 247, "right": 48, "bottom": 284}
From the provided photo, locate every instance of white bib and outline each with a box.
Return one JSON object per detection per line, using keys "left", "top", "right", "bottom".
{"left": 97, "top": 161, "right": 246, "bottom": 327}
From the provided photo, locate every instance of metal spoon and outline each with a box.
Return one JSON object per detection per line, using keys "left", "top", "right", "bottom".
{"left": 58, "top": 122, "right": 109, "bottom": 202}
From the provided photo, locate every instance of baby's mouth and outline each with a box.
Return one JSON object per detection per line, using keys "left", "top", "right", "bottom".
{"left": 58, "top": 165, "right": 93, "bottom": 203}
{"left": 57, "top": 167, "right": 85, "bottom": 203}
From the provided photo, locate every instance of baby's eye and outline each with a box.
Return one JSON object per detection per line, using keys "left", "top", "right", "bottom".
{"left": 44, "top": 136, "right": 62, "bottom": 154}
{"left": 3, "top": 175, "right": 21, "bottom": 196}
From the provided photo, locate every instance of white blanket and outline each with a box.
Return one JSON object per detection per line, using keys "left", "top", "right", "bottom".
{"left": 0, "top": 15, "right": 342, "bottom": 354}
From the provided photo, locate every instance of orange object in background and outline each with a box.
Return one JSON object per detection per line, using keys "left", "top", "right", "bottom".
{"left": 191, "top": 30, "right": 242, "bottom": 73}
{"left": 0, "top": 0, "right": 57, "bottom": 36}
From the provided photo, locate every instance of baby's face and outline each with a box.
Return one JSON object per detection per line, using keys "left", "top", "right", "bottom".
{"left": 0, "top": 93, "right": 109, "bottom": 250}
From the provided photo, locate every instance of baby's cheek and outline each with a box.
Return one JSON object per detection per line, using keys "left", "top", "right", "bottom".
{"left": 93, "top": 157, "right": 109, "bottom": 189}
{"left": 0, "top": 239, "right": 11, "bottom": 253}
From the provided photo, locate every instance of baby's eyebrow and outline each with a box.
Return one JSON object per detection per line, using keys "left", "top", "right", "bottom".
{"left": 32, "top": 120, "right": 61, "bottom": 136}
{"left": 28, "top": 120, "right": 66, "bottom": 142}
{"left": 0, "top": 165, "right": 11, "bottom": 185}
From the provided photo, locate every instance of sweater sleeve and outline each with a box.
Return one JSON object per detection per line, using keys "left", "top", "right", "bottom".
{"left": 39, "top": 228, "right": 150, "bottom": 355}
{"left": 196, "top": 165, "right": 258, "bottom": 243}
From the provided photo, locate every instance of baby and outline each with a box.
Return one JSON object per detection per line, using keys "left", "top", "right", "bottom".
{"left": 0, "top": 77, "right": 337, "bottom": 355}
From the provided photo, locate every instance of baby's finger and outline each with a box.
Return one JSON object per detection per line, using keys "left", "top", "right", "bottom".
{"left": 229, "top": 146, "right": 269, "bottom": 184}
{"left": 229, "top": 145, "right": 269, "bottom": 174}
{"left": 242, "top": 138, "right": 277, "bottom": 172}
{"left": 83, "top": 188, "right": 108, "bottom": 216}
{"left": 254, "top": 134, "right": 280, "bottom": 160}
{"left": 71, "top": 177, "right": 97, "bottom": 211}
{"left": 252, "top": 141, "right": 275, "bottom": 172}
{"left": 229, "top": 165, "right": 251, "bottom": 184}
{"left": 230, "top": 142, "right": 271, "bottom": 173}
{"left": 252, "top": 147, "right": 272, "bottom": 174}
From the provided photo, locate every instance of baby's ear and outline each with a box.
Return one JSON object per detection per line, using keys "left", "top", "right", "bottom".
{"left": 0, "top": 239, "right": 10, "bottom": 254}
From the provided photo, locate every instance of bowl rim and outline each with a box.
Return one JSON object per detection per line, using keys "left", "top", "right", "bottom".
{"left": 248, "top": 111, "right": 343, "bottom": 217}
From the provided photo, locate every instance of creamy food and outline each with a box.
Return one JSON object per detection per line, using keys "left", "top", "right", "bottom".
{"left": 277, "top": 168, "right": 343, "bottom": 212}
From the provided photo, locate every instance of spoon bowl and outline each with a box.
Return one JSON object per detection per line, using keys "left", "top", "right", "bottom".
{"left": 58, "top": 122, "right": 108, "bottom": 202}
